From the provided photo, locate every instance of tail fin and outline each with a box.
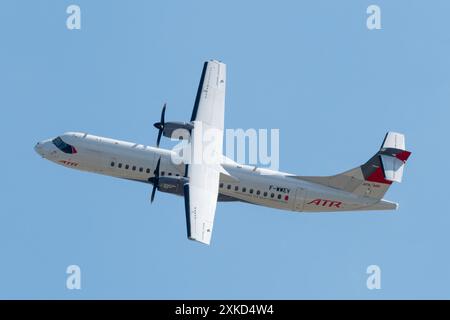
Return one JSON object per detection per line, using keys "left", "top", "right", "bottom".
{"left": 296, "top": 132, "right": 411, "bottom": 199}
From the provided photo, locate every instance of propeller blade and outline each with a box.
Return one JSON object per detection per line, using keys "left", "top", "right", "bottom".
{"left": 149, "top": 157, "right": 161, "bottom": 203}
{"left": 154, "top": 157, "right": 161, "bottom": 175}
{"left": 150, "top": 184, "right": 157, "bottom": 203}
{"left": 154, "top": 103, "right": 166, "bottom": 147}
{"left": 156, "top": 129, "right": 163, "bottom": 148}
{"left": 161, "top": 103, "right": 166, "bottom": 124}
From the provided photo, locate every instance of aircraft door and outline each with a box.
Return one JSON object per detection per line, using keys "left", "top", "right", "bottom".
{"left": 294, "top": 188, "right": 306, "bottom": 212}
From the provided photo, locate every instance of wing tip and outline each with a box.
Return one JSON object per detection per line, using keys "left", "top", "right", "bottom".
{"left": 188, "top": 237, "right": 211, "bottom": 245}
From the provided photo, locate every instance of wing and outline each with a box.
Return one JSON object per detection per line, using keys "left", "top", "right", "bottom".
{"left": 190, "top": 60, "right": 226, "bottom": 130}
{"left": 184, "top": 60, "right": 226, "bottom": 245}
{"left": 184, "top": 162, "right": 220, "bottom": 245}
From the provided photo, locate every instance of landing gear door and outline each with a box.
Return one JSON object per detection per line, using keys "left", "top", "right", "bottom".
{"left": 294, "top": 188, "right": 306, "bottom": 212}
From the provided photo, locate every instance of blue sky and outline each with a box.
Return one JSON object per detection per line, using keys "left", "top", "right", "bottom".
{"left": 1, "top": 0, "right": 449, "bottom": 299}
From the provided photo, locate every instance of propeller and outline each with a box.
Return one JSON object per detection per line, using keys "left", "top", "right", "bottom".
{"left": 153, "top": 103, "right": 166, "bottom": 147}
{"left": 148, "top": 157, "right": 161, "bottom": 203}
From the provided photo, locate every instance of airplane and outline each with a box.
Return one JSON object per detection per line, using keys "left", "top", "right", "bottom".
{"left": 34, "top": 60, "right": 411, "bottom": 245}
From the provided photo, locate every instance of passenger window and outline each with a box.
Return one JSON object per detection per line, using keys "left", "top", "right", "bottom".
{"left": 271, "top": 193, "right": 275, "bottom": 198}
{"left": 146, "top": 168, "right": 150, "bottom": 174}
{"left": 110, "top": 162, "right": 115, "bottom": 167}
{"left": 235, "top": 186, "right": 239, "bottom": 191}
{"left": 227, "top": 185, "right": 231, "bottom": 190}
{"left": 256, "top": 190, "right": 261, "bottom": 195}
{"left": 161, "top": 171, "right": 165, "bottom": 176}
{"left": 242, "top": 187, "right": 246, "bottom": 193}
{"left": 249, "top": 189, "right": 253, "bottom": 194}
{"left": 263, "top": 192, "right": 268, "bottom": 197}
{"left": 118, "top": 163, "right": 122, "bottom": 168}
{"left": 277, "top": 194, "right": 282, "bottom": 199}
{"left": 132, "top": 166, "right": 136, "bottom": 171}
{"left": 168, "top": 172, "right": 172, "bottom": 176}
{"left": 220, "top": 183, "right": 224, "bottom": 188}
{"left": 125, "top": 164, "right": 129, "bottom": 170}
{"left": 139, "top": 167, "right": 143, "bottom": 172}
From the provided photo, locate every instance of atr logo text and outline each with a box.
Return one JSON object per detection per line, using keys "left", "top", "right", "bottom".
{"left": 307, "top": 198, "right": 342, "bottom": 208}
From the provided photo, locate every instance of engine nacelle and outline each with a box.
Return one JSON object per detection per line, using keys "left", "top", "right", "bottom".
{"left": 157, "top": 176, "right": 188, "bottom": 196}
{"left": 162, "top": 122, "right": 194, "bottom": 140}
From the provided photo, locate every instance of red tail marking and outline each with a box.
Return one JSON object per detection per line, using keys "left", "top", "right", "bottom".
{"left": 366, "top": 167, "right": 393, "bottom": 185}
{"left": 395, "top": 150, "right": 411, "bottom": 162}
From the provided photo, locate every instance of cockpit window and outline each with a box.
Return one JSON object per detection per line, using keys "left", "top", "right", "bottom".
{"left": 52, "top": 137, "right": 77, "bottom": 154}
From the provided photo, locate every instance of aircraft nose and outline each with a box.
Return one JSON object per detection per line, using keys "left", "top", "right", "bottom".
{"left": 34, "top": 142, "right": 44, "bottom": 156}
{"left": 34, "top": 141, "right": 51, "bottom": 157}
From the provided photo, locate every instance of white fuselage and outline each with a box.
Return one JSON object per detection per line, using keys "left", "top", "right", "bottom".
{"left": 34, "top": 132, "right": 396, "bottom": 212}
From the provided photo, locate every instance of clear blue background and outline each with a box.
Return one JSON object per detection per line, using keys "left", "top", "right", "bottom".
{"left": 1, "top": 0, "right": 449, "bottom": 299}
